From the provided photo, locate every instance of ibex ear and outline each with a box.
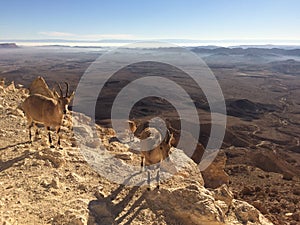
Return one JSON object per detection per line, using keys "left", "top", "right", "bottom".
{"left": 164, "top": 129, "right": 173, "bottom": 146}
{"left": 52, "top": 89, "right": 60, "bottom": 98}
{"left": 127, "top": 120, "right": 137, "bottom": 131}
{"left": 168, "top": 133, "right": 175, "bottom": 146}
{"left": 68, "top": 91, "right": 75, "bottom": 100}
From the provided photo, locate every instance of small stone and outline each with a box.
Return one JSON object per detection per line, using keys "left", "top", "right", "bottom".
{"left": 68, "top": 217, "right": 86, "bottom": 225}
{"left": 241, "top": 186, "right": 253, "bottom": 196}
{"left": 6, "top": 82, "right": 15, "bottom": 91}
{"left": 71, "top": 140, "right": 79, "bottom": 147}
{"left": 78, "top": 184, "right": 87, "bottom": 192}
{"left": 49, "top": 177, "right": 60, "bottom": 189}
{"left": 252, "top": 200, "right": 268, "bottom": 214}
{"left": 213, "top": 184, "right": 233, "bottom": 207}
{"left": 292, "top": 211, "right": 300, "bottom": 221}
{"left": 86, "top": 139, "right": 101, "bottom": 148}
{"left": 67, "top": 172, "right": 84, "bottom": 182}
{"left": 293, "top": 188, "right": 300, "bottom": 196}
{"left": 230, "top": 200, "right": 260, "bottom": 223}
{"left": 114, "top": 152, "right": 133, "bottom": 161}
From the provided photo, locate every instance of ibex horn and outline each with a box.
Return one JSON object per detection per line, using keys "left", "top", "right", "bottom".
{"left": 64, "top": 82, "right": 69, "bottom": 97}
{"left": 165, "top": 129, "right": 171, "bottom": 143}
{"left": 56, "top": 82, "right": 63, "bottom": 97}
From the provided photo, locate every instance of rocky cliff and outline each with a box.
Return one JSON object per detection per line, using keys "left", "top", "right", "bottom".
{"left": 0, "top": 81, "right": 272, "bottom": 224}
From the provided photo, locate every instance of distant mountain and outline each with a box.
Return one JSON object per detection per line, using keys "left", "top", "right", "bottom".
{"left": 231, "top": 45, "right": 300, "bottom": 50}
{"left": 0, "top": 43, "right": 19, "bottom": 48}
{"left": 267, "top": 59, "right": 300, "bottom": 75}
{"left": 225, "top": 99, "right": 278, "bottom": 120}
{"left": 192, "top": 47, "right": 300, "bottom": 56}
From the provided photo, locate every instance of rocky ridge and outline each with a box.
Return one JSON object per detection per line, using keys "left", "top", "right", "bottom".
{"left": 0, "top": 81, "right": 272, "bottom": 224}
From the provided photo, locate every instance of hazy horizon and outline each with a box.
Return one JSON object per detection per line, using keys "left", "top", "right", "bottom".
{"left": 1, "top": 39, "right": 300, "bottom": 48}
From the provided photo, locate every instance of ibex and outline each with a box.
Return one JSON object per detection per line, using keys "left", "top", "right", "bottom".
{"left": 127, "top": 120, "right": 137, "bottom": 142}
{"left": 139, "top": 125, "right": 174, "bottom": 190}
{"left": 22, "top": 82, "right": 74, "bottom": 148}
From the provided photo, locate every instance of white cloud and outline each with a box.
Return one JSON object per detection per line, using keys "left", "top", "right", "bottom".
{"left": 81, "top": 34, "right": 135, "bottom": 40}
{"left": 39, "top": 31, "right": 75, "bottom": 37}
{"left": 39, "top": 31, "right": 136, "bottom": 40}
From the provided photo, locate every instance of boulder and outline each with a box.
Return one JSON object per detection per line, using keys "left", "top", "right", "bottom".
{"left": 202, "top": 151, "right": 230, "bottom": 188}
{"left": 6, "top": 81, "right": 15, "bottom": 92}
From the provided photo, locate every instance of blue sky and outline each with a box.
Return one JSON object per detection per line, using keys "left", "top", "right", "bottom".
{"left": 1, "top": 0, "right": 300, "bottom": 41}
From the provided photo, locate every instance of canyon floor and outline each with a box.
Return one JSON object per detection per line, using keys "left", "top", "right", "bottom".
{"left": 0, "top": 46, "right": 300, "bottom": 224}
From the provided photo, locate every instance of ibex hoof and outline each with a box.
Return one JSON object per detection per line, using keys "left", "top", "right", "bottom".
{"left": 50, "top": 145, "right": 55, "bottom": 148}
{"left": 156, "top": 185, "right": 160, "bottom": 189}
